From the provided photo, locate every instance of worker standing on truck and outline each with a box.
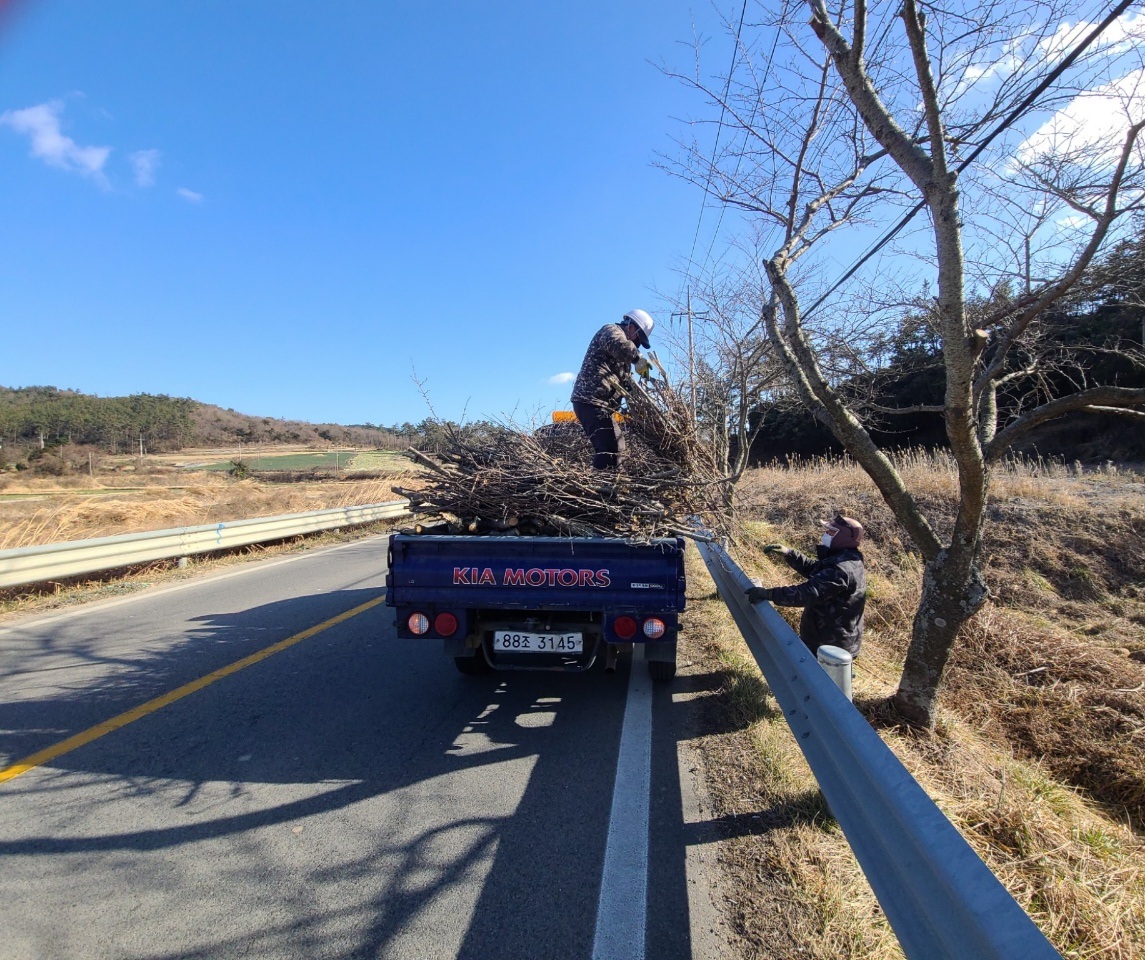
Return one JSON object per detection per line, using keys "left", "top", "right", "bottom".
{"left": 571, "top": 309, "right": 655, "bottom": 472}
{"left": 745, "top": 515, "right": 867, "bottom": 657}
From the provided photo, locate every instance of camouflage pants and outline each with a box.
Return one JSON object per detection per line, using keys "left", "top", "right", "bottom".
{"left": 572, "top": 400, "right": 625, "bottom": 472}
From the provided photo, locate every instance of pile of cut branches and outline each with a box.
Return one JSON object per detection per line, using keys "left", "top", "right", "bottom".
{"left": 393, "top": 380, "right": 729, "bottom": 540}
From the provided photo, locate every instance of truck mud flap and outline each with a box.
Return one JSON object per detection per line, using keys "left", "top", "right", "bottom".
{"left": 480, "top": 635, "right": 602, "bottom": 673}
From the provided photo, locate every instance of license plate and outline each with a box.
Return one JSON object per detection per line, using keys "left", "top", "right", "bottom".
{"left": 493, "top": 630, "right": 583, "bottom": 653}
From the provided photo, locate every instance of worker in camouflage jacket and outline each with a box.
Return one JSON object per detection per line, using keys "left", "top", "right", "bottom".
{"left": 745, "top": 515, "right": 867, "bottom": 656}
{"left": 571, "top": 309, "right": 654, "bottom": 471}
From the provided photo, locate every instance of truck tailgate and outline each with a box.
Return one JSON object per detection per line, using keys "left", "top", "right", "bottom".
{"left": 387, "top": 534, "right": 686, "bottom": 613}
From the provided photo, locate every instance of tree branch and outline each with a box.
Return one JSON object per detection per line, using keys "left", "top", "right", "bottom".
{"left": 861, "top": 402, "right": 946, "bottom": 415}
{"left": 765, "top": 256, "right": 944, "bottom": 560}
{"left": 986, "top": 387, "right": 1145, "bottom": 460}
{"left": 977, "top": 120, "right": 1145, "bottom": 390}
{"left": 1084, "top": 405, "right": 1145, "bottom": 421}
{"left": 808, "top": 0, "right": 933, "bottom": 192}
{"left": 902, "top": 0, "right": 950, "bottom": 189}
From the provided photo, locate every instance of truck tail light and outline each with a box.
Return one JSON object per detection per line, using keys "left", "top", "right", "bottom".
{"left": 408, "top": 612, "right": 430, "bottom": 635}
{"left": 643, "top": 618, "right": 666, "bottom": 639}
{"left": 613, "top": 616, "right": 637, "bottom": 640}
{"left": 434, "top": 612, "right": 459, "bottom": 636}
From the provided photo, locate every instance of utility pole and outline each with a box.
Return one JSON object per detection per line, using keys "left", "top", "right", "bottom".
{"left": 671, "top": 287, "right": 709, "bottom": 424}
{"left": 1024, "top": 236, "right": 1031, "bottom": 296}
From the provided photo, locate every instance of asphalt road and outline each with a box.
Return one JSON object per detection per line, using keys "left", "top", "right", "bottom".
{"left": 0, "top": 536, "right": 727, "bottom": 960}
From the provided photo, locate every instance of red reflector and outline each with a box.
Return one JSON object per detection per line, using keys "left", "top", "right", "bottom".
{"left": 643, "top": 618, "right": 666, "bottom": 639}
{"left": 408, "top": 612, "right": 430, "bottom": 635}
{"left": 434, "top": 612, "right": 459, "bottom": 636}
{"left": 613, "top": 616, "right": 637, "bottom": 639}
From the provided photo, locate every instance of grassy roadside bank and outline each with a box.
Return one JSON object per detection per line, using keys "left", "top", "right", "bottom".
{"left": 679, "top": 456, "right": 1145, "bottom": 959}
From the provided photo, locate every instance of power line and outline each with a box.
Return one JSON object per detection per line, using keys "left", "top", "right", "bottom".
{"left": 800, "top": 0, "right": 1137, "bottom": 323}
{"left": 696, "top": 3, "right": 787, "bottom": 282}
{"left": 688, "top": 0, "right": 880, "bottom": 292}
{"left": 683, "top": 0, "right": 749, "bottom": 293}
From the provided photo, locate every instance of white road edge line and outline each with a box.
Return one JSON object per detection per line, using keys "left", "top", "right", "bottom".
{"left": 592, "top": 646, "right": 652, "bottom": 960}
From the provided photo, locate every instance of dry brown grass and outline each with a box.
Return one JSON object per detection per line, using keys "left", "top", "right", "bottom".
{"left": 693, "top": 454, "right": 1145, "bottom": 958}
{"left": 735, "top": 452, "right": 1145, "bottom": 823}
{"left": 0, "top": 463, "right": 421, "bottom": 550}
{"left": 0, "top": 460, "right": 422, "bottom": 620}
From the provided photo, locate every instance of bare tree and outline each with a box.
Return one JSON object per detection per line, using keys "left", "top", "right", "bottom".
{"left": 671, "top": 0, "right": 1145, "bottom": 726}
{"left": 656, "top": 254, "right": 785, "bottom": 484}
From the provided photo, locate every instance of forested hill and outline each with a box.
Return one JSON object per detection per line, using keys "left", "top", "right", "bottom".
{"left": 0, "top": 387, "right": 405, "bottom": 452}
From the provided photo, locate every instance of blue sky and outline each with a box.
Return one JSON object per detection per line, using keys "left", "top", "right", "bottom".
{"left": 0, "top": 0, "right": 734, "bottom": 428}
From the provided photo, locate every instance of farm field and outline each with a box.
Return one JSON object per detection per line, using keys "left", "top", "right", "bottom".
{"left": 0, "top": 447, "right": 421, "bottom": 550}
{"left": 192, "top": 449, "right": 408, "bottom": 472}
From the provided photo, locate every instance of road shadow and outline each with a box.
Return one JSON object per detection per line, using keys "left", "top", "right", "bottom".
{"left": 0, "top": 590, "right": 708, "bottom": 959}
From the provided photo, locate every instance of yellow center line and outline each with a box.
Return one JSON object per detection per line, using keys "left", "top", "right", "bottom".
{"left": 0, "top": 594, "right": 387, "bottom": 785}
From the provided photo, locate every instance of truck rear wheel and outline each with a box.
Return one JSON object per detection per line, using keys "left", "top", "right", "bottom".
{"left": 454, "top": 654, "right": 490, "bottom": 676}
{"left": 648, "top": 659, "right": 676, "bottom": 682}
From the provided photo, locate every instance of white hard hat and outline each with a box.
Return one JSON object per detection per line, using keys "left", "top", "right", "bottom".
{"left": 623, "top": 308, "right": 654, "bottom": 347}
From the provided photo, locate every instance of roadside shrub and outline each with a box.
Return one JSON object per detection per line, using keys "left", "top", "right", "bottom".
{"left": 29, "top": 452, "right": 71, "bottom": 476}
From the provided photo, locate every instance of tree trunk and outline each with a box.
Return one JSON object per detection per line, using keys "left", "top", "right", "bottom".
{"left": 892, "top": 542, "right": 988, "bottom": 727}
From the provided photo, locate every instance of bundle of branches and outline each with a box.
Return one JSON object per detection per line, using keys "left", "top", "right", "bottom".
{"left": 623, "top": 378, "right": 719, "bottom": 475}
{"left": 394, "top": 380, "right": 729, "bottom": 541}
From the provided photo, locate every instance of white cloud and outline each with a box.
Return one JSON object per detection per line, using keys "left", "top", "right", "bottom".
{"left": 176, "top": 187, "right": 203, "bottom": 203}
{"left": 0, "top": 100, "right": 110, "bottom": 185}
{"left": 1017, "top": 68, "right": 1145, "bottom": 164}
{"left": 130, "top": 148, "right": 161, "bottom": 187}
{"left": 961, "top": 37, "right": 1024, "bottom": 87}
{"left": 548, "top": 372, "right": 575, "bottom": 385}
{"left": 953, "top": 12, "right": 1145, "bottom": 101}
{"left": 1038, "top": 11, "right": 1145, "bottom": 61}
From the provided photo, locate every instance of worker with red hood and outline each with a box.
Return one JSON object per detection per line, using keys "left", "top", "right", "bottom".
{"left": 745, "top": 515, "right": 868, "bottom": 656}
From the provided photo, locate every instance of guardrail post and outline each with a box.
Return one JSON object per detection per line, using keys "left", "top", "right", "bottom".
{"left": 816, "top": 644, "right": 853, "bottom": 701}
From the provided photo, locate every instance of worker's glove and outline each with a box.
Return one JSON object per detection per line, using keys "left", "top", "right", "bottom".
{"left": 601, "top": 374, "right": 626, "bottom": 403}
{"left": 634, "top": 357, "right": 653, "bottom": 379}
{"left": 762, "top": 543, "right": 790, "bottom": 556}
{"left": 745, "top": 586, "right": 773, "bottom": 604}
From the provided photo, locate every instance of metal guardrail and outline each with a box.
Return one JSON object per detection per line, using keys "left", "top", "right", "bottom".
{"left": 0, "top": 500, "right": 410, "bottom": 590}
{"left": 696, "top": 538, "right": 1061, "bottom": 960}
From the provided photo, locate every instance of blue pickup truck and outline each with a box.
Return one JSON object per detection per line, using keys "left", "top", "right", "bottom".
{"left": 385, "top": 532, "right": 686, "bottom": 680}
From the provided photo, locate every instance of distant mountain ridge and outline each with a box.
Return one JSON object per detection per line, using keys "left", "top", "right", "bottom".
{"left": 0, "top": 386, "right": 404, "bottom": 452}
